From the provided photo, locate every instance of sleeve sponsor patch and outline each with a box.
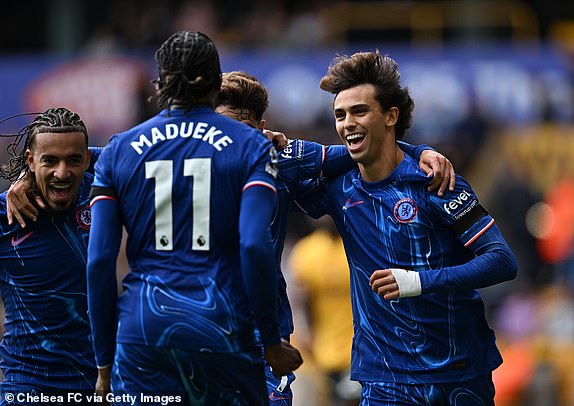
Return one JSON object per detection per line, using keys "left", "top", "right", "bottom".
{"left": 442, "top": 189, "right": 478, "bottom": 221}
{"left": 279, "top": 139, "right": 304, "bottom": 160}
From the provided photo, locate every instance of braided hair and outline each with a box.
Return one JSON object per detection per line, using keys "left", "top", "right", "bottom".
{"left": 153, "top": 31, "right": 222, "bottom": 110}
{"left": 0, "top": 107, "right": 88, "bottom": 182}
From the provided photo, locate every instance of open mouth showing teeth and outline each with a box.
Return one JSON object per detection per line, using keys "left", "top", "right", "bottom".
{"left": 50, "top": 183, "right": 72, "bottom": 198}
{"left": 346, "top": 133, "right": 365, "bottom": 145}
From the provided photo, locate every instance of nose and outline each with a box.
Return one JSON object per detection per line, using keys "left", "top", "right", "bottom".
{"left": 344, "top": 114, "right": 356, "bottom": 130}
{"left": 53, "top": 161, "right": 72, "bottom": 179}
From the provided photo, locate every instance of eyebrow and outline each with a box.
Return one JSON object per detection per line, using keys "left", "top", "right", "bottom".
{"left": 334, "top": 103, "right": 370, "bottom": 112}
{"left": 40, "top": 153, "right": 84, "bottom": 159}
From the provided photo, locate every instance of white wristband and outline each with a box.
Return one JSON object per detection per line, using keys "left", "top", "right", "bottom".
{"left": 390, "top": 268, "right": 422, "bottom": 298}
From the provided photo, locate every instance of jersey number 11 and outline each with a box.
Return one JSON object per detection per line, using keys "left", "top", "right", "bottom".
{"left": 145, "top": 158, "right": 211, "bottom": 252}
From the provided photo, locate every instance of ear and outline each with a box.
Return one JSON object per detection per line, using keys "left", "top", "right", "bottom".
{"left": 385, "top": 107, "right": 399, "bottom": 127}
{"left": 25, "top": 149, "right": 35, "bottom": 172}
{"left": 258, "top": 119, "right": 266, "bottom": 131}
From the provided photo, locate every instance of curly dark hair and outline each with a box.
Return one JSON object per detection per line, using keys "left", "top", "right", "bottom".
{"left": 320, "top": 50, "right": 414, "bottom": 140}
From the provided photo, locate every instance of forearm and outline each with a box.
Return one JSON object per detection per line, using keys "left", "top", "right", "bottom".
{"left": 87, "top": 198, "right": 122, "bottom": 367}
{"left": 420, "top": 223, "right": 517, "bottom": 293}
{"left": 240, "top": 186, "right": 280, "bottom": 345}
{"left": 398, "top": 140, "right": 433, "bottom": 161}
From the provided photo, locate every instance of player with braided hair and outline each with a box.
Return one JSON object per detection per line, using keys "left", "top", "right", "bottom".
{"left": 3, "top": 109, "right": 103, "bottom": 227}
{"left": 87, "top": 31, "right": 302, "bottom": 405}
{"left": 153, "top": 31, "right": 223, "bottom": 111}
{"left": 0, "top": 108, "right": 86, "bottom": 183}
{"left": 0, "top": 107, "right": 97, "bottom": 405}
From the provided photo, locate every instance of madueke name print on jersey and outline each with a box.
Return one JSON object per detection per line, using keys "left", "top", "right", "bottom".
{"left": 91, "top": 107, "right": 280, "bottom": 355}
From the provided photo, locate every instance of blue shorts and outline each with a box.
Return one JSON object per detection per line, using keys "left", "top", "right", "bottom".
{"left": 359, "top": 373, "right": 495, "bottom": 406}
{"left": 264, "top": 365, "right": 295, "bottom": 406}
{"left": 111, "top": 343, "right": 268, "bottom": 406}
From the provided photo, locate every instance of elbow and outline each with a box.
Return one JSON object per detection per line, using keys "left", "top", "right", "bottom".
{"left": 86, "top": 255, "right": 114, "bottom": 284}
{"left": 240, "top": 238, "right": 267, "bottom": 262}
{"left": 500, "top": 248, "right": 518, "bottom": 282}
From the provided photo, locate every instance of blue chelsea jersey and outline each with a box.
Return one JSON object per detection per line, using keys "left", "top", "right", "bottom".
{"left": 92, "top": 107, "right": 279, "bottom": 353}
{"left": 272, "top": 141, "right": 427, "bottom": 339}
{"left": 0, "top": 174, "right": 96, "bottom": 390}
{"left": 295, "top": 154, "right": 503, "bottom": 384}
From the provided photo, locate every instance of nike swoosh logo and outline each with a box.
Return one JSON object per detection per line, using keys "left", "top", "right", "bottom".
{"left": 343, "top": 198, "right": 364, "bottom": 210}
{"left": 11, "top": 231, "right": 34, "bottom": 247}
{"left": 269, "top": 391, "right": 289, "bottom": 401}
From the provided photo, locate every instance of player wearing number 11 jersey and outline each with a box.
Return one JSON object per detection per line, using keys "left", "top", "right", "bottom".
{"left": 86, "top": 31, "right": 302, "bottom": 406}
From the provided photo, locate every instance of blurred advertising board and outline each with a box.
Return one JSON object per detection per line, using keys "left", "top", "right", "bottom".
{"left": 0, "top": 44, "right": 571, "bottom": 144}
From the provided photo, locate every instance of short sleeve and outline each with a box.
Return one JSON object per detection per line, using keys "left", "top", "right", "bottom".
{"left": 243, "top": 132, "right": 278, "bottom": 193}
{"left": 92, "top": 136, "right": 119, "bottom": 189}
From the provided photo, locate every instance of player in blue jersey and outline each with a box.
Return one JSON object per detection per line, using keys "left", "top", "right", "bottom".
{"left": 294, "top": 51, "right": 517, "bottom": 405}
{"left": 86, "top": 31, "right": 302, "bottom": 406}
{"left": 215, "top": 71, "right": 456, "bottom": 406}
{"left": 5, "top": 70, "right": 453, "bottom": 406}
{"left": 0, "top": 108, "right": 97, "bottom": 405}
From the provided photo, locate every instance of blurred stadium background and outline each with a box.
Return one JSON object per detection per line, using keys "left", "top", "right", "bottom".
{"left": 2, "top": 1, "right": 574, "bottom": 404}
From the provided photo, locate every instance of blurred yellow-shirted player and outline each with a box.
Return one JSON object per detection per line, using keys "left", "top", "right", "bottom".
{"left": 289, "top": 219, "right": 360, "bottom": 406}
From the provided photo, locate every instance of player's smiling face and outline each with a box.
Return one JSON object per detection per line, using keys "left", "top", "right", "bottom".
{"left": 334, "top": 83, "right": 395, "bottom": 167}
{"left": 26, "top": 132, "right": 91, "bottom": 212}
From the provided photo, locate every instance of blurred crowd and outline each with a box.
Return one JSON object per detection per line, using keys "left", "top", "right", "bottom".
{"left": 83, "top": 0, "right": 333, "bottom": 54}
{"left": 3, "top": 0, "right": 574, "bottom": 405}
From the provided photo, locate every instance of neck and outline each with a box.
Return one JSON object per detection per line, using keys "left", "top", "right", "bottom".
{"left": 358, "top": 144, "right": 404, "bottom": 183}
{"left": 169, "top": 91, "right": 218, "bottom": 110}
{"left": 170, "top": 100, "right": 212, "bottom": 110}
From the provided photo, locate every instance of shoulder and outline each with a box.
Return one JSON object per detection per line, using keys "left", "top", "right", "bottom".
{"left": 77, "top": 173, "right": 95, "bottom": 204}
{"left": 0, "top": 192, "right": 18, "bottom": 236}
{"left": 104, "top": 111, "right": 165, "bottom": 147}
{"left": 397, "top": 154, "right": 429, "bottom": 184}
{"left": 428, "top": 175, "right": 479, "bottom": 221}
{"left": 194, "top": 109, "right": 273, "bottom": 151}
{"left": 0, "top": 191, "right": 7, "bottom": 218}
